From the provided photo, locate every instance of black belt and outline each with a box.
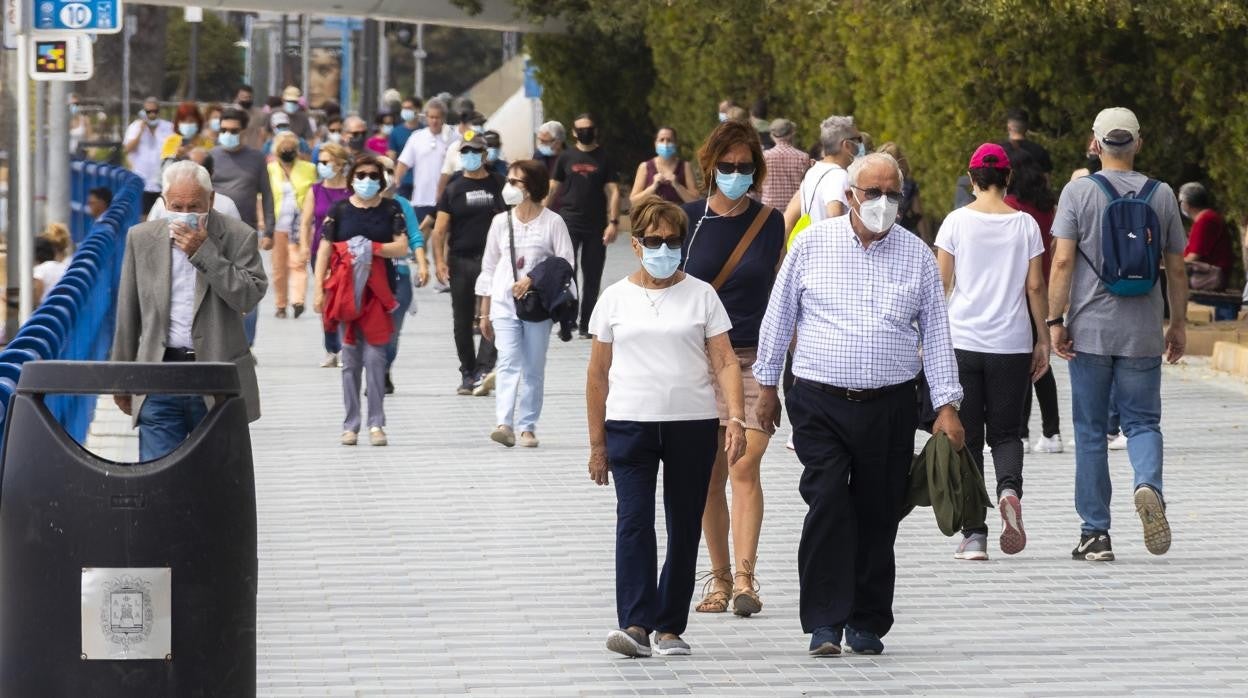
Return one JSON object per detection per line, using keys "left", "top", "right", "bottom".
{"left": 163, "top": 347, "right": 196, "bottom": 362}
{"left": 798, "top": 378, "right": 914, "bottom": 402}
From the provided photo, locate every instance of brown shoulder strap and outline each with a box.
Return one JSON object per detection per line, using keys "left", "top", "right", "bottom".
{"left": 711, "top": 204, "right": 773, "bottom": 290}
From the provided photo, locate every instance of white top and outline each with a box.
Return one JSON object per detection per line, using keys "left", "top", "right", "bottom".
{"left": 34, "top": 260, "right": 66, "bottom": 301}
{"left": 168, "top": 240, "right": 197, "bottom": 350}
{"left": 934, "top": 207, "right": 1044, "bottom": 354}
{"left": 589, "top": 275, "right": 732, "bottom": 422}
{"left": 441, "top": 139, "right": 465, "bottom": 177}
{"left": 276, "top": 180, "right": 298, "bottom": 232}
{"left": 124, "top": 119, "right": 175, "bottom": 192}
{"left": 397, "top": 126, "right": 458, "bottom": 206}
{"left": 148, "top": 194, "right": 242, "bottom": 222}
{"left": 798, "top": 161, "right": 848, "bottom": 225}
{"left": 475, "top": 208, "right": 577, "bottom": 320}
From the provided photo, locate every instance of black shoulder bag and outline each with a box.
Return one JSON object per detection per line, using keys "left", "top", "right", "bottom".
{"left": 508, "top": 211, "right": 550, "bottom": 322}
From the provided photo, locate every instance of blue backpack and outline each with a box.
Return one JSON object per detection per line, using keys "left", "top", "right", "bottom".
{"left": 1078, "top": 173, "right": 1162, "bottom": 297}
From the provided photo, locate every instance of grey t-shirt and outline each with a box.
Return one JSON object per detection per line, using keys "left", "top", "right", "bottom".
{"left": 1051, "top": 170, "right": 1185, "bottom": 357}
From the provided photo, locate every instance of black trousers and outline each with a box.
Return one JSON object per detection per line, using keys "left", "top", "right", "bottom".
{"left": 568, "top": 225, "right": 606, "bottom": 333}
{"left": 607, "top": 419, "right": 718, "bottom": 635}
{"left": 141, "top": 191, "right": 161, "bottom": 216}
{"left": 448, "top": 254, "right": 496, "bottom": 377}
{"left": 787, "top": 379, "right": 916, "bottom": 637}
{"left": 955, "top": 349, "right": 1031, "bottom": 528}
{"left": 1021, "top": 366, "right": 1061, "bottom": 439}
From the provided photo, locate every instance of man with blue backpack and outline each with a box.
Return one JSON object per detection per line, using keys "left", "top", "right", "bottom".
{"left": 1047, "top": 107, "right": 1188, "bottom": 563}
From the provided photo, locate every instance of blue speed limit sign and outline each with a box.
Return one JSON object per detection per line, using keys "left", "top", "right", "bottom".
{"left": 32, "top": 0, "right": 123, "bottom": 34}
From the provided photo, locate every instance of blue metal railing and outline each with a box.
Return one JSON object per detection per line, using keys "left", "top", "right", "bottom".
{"left": 0, "top": 161, "right": 143, "bottom": 444}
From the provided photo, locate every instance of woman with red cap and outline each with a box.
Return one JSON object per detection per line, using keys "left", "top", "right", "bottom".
{"left": 934, "top": 143, "right": 1050, "bottom": 561}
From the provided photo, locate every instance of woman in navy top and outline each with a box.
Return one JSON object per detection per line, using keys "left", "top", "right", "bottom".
{"left": 681, "top": 120, "right": 785, "bottom": 618}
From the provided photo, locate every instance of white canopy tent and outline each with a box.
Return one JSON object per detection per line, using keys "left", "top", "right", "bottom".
{"left": 136, "top": 0, "right": 559, "bottom": 32}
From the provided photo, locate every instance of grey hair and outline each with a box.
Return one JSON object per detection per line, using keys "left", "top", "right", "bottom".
{"left": 847, "top": 152, "right": 905, "bottom": 189}
{"left": 424, "top": 98, "right": 447, "bottom": 115}
{"left": 538, "top": 120, "right": 566, "bottom": 142}
{"left": 1178, "top": 181, "right": 1211, "bottom": 208}
{"left": 161, "top": 160, "right": 213, "bottom": 196}
{"left": 819, "top": 115, "right": 857, "bottom": 155}
{"left": 1099, "top": 130, "right": 1136, "bottom": 160}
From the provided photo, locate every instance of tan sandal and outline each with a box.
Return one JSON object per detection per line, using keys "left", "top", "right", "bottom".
{"left": 694, "top": 566, "right": 732, "bottom": 613}
{"left": 732, "top": 559, "right": 763, "bottom": 617}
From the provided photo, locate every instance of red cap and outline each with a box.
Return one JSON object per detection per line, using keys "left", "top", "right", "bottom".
{"left": 969, "top": 143, "right": 1011, "bottom": 169}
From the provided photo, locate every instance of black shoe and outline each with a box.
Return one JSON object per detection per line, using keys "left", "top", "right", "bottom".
{"left": 457, "top": 374, "right": 474, "bottom": 396}
{"left": 578, "top": 330, "right": 592, "bottom": 340}
{"left": 384, "top": 372, "right": 395, "bottom": 395}
{"left": 808, "top": 625, "right": 842, "bottom": 656}
{"left": 1072, "top": 532, "right": 1115, "bottom": 561}
{"left": 293, "top": 303, "right": 305, "bottom": 319}
{"left": 844, "top": 626, "right": 884, "bottom": 655}
{"left": 275, "top": 307, "right": 287, "bottom": 319}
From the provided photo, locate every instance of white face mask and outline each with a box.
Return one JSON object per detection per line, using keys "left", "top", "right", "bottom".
{"left": 502, "top": 182, "right": 525, "bottom": 207}
{"left": 852, "top": 190, "right": 899, "bottom": 234}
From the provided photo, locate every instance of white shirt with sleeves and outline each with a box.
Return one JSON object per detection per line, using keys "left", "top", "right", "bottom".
{"left": 589, "top": 275, "right": 732, "bottom": 422}
{"left": 475, "top": 207, "right": 577, "bottom": 320}
{"left": 397, "top": 126, "right": 458, "bottom": 207}
{"left": 798, "top": 161, "right": 849, "bottom": 225}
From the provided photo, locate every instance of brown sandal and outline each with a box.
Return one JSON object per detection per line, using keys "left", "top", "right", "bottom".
{"left": 694, "top": 566, "right": 732, "bottom": 613}
{"left": 732, "top": 559, "right": 763, "bottom": 617}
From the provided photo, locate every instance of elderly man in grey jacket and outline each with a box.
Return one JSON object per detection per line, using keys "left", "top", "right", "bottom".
{"left": 111, "top": 160, "right": 268, "bottom": 461}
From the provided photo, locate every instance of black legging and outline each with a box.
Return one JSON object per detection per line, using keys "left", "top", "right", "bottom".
{"left": 1020, "top": 313, "right": 1061, "bottom": 439}
{"left": 448, "top": 254, "right": 496, "bottom": 378}
{"left": 568, "top": 225, "right": 607, "bottom": 333}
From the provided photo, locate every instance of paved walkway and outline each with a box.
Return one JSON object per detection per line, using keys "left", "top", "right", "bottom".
{"left": 88, "top": 238, "right": 1248, "bottom": 696}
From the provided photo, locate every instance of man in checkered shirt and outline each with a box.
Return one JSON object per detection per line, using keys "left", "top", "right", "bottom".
{"left": 760, "top": 119, "right": 811, "bottom": 210}
{"left": 754, "top": 152, "right": 965, "bottom": 657}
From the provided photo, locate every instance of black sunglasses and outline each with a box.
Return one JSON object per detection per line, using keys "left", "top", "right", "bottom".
{"left": 347, "top": 131, "right": 368, "bottom": 138}
{"left": 144, "top": 109, "right": 159, "bottom": 116}
{"left": 715, "top": 161, "right": 757, "bottom": 176}
{"left": 506, "top": 177, "right": 527, "bottom": 187}
{"left": 850, "top": 185, "right": 904, "bottom": 204}
{"left": 354, "top": 171, "right": 383, "bottom": 181}
{"left": 635, "top": 234, "right": 684, "bottom": 250}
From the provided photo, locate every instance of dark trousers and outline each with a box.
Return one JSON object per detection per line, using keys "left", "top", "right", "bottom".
{"left": 448, "top": 254, "right": 496, "bottom": 377}
{"left": 607, "top": 419, "right": 718, "bottom": 635}
{"left": 568, "top": 225, "right": 606, "bottom": 333}
{"left": 141, "top": 191, "right": 161, "bottom": 216}
{"left": 1021, "top": 366, "right": 1060, "bottom": 439}
{"left": 787, "top": 380, "right": 916, "bottom": 637}
{"left": 956, "top": 349, "right": 1031, "bottom": 518}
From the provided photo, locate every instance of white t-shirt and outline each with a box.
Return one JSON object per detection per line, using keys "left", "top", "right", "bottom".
{"left": 798, "top": 161, "right": 848, "bottom": 225}
{"left": 934, "top": 207, "right": 1044, "bottom": 354}
{"left": 475, "top": 208, "right": 577, "bottom": 320}
{"left": 34, "top": 260, "right": 66, "bottom": 301}
{"left": 397, "top": 126, "right": 458, "bottom": 207}
{"left": 589, "top": 275, "right": 732, "bottom": 422}
{"left": 124, "top": 119, "right": 175, "bottom": 192}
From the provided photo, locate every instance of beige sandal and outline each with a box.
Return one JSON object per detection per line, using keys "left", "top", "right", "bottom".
{"left": 694, "top": 566, "right": 732, "bottom": 613}
{"left": 732, "top": 559, "right": 763, "bottom": 617}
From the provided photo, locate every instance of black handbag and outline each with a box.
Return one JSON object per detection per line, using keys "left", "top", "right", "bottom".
{"left": 507, "top": 211, "right": 550, "bottom": 323}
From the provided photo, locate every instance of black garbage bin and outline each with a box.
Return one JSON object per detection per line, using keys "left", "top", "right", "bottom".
{"left": 0, "top": 361, "right": 257, "bottom": 697}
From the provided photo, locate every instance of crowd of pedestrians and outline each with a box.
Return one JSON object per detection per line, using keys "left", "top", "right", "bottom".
{"left": 103, "top": 85, "right": 1228, "bottom": 661}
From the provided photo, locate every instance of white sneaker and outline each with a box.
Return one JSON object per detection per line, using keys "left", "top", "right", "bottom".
{"left": 1108, "top": 433, "right": 1128, "bottom": 451}
{"left": 786, "top": 436, "right": 795, "bottom": 451}
{"left": 321, "top": 352, "right": 341, "bottom": 368}
{"left": 1021, "top": 439, "right": 1032, "bottom": 454}
{"left": 1033, "top": 434, "right": 1064, "bottom": 453}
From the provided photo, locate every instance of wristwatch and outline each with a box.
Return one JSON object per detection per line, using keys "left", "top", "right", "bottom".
{"left": 1045, "top": 316, "right": 1065, "bottom": 327}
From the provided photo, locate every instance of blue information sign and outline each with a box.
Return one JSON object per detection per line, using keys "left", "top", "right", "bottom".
{"left": 32, "top": 0, "right": 122, "bottom": 34}
{"left": 523, "top": 59, "right": 542, "bottom": 99}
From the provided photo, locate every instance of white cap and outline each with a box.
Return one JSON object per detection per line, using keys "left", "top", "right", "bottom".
{"left": 1093, "top": 107, "right": 1140, "bottom": 145}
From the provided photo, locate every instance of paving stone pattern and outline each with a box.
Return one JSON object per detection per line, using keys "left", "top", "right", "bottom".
{"left": 87, "top": 238, "right": 1248, "bottom": 696}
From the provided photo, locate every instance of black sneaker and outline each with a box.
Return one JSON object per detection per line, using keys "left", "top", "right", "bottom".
{"left": 384, "top": 372, "right": 395, "bottom": 395}
{"left": 456, "top": 374, "right": 474, "bottom": 396}
{"left": 1072, "top": 533, "right": 1114, "bottom": 561}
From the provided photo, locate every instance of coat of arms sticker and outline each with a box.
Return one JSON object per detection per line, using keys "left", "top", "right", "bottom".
{"left": 81, "top": 567, "right": 172, "bottom": 660}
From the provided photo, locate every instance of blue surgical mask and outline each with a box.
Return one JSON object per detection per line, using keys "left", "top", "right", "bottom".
{"left": 640, "top": 245, "right": 682, "bottom": 280}
{"left": 283, "top": 101, "right": 299, "bottom": 114}
{"left": 381, "top": 124, "right": 393, "bottom": 136}
{"left": 656, "top": 142, "right": 677, "bottom": 159}
{"left": 460, "top": 150, "right": 484, "bottom": 172}
{"left": 537, "top": 144, "right": 555, "bottom": 157}
{"left": 208, "top": 118, "right": 221, "bottom": 132}
{"left": 718, "top": 112, "right": 728, "bottom": 123}
{"left": 353, "top": 178, "right": 381, "bottom": 198}
{"left": 850, "top": 139, "right": 866, "bottom": 159}
{"left": 401, "top": 108, "right": 417, "bottom": 123}
{"left": 487, "top": 147, "right": 499, "bottom": 162}
{"left": 178, "top": 122, "right": 199, "bottom": 139}
{"left": 715, "top": 171, "right": 753, "bottom": 200}
{"left": 317, "top": 162, "right": 337, "bottom": 180}
{"left": 217, "top": 132, "right": 240, "bottom": 149}
{"left": 164, "top": 211, "right": 202, "bottom": 230}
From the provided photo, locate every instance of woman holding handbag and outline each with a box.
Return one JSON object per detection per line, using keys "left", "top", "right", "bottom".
{"left": 476, "top": 160, "right": 576, "bottom": 448}
{"left": 682, "top": 120, "right": 785, "bottom": 618}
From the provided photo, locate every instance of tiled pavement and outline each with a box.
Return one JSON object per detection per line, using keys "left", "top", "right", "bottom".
{"left": 87, "top": 238, "right": 1248, "bottom": 696}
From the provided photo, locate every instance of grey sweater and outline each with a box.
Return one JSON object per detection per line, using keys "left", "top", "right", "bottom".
{"left": 210, "top": 145, "right": 275, "bottom": 234}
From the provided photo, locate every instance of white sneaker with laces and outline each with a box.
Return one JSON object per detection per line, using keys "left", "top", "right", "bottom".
{"left": 1108, "top": 433, "right": 1128, "bottom": 451}
{"left": 1033, "top": 434, "right": 1064, "bottom": 453}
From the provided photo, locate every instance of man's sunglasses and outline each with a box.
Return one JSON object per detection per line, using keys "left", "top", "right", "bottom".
{"left": 850, "top": 185, "right": 904, "bottom": 204}
{"left": 354, "top": 171, "right": 383, "bottom": 181}
{"left": 634, "top": 234, "right": 684, "bottom": 250}
{"left": 346, "top": 131, "right": 368, "bottom": 138}
{"left": 715, "top": 161, "right": 756, "bottom": 176}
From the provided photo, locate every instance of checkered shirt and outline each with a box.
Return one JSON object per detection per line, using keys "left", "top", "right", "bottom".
{"left": 761, "top": 141, "right": 811, "bottom": 210}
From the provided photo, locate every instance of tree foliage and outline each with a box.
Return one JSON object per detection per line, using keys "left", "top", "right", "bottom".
{"left": 164, "top": 13, "right": 245, "bottom": 102}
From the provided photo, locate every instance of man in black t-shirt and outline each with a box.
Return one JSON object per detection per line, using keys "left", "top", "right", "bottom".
{"left": 1003, "top": 108, "right": 1053, "bottom": 175}
{"left": 433, "top": 131, "right": 505, "bottom": 394}
{"left": 547, "top": 112, "right": 621, "bottom": 338}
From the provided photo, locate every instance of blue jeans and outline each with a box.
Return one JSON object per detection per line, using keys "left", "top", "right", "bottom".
{"left": 1068, "top": 354, "right": 1164, "bottom": 535}
{"left": 492, "top": 317, "right": 552, "bottom": 431}
{"left": 138, "top": 394, "right": 209, "bottom": 462}
{"left": 244, "top": 309, "right": 258, "bottom": 346}
{"left": 386, "top": 272, "right": 414, "bottom": 369}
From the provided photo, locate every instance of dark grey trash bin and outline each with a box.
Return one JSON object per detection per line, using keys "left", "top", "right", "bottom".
{"left": 0, "top": 361, "right": 257, "bottom": 697}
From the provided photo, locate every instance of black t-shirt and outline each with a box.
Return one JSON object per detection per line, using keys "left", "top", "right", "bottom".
{"left": 552, "top": 146, "right": 616, "bottom": 231}
{"left": 437, "top": 172, "right": 505, "bottom": 259}
{"left": 1003, "top": 138, "right": 1053, "bottom": 174}
{"left": 680, "top": 198, "right": 785, "bottom": 347}
{"left": 322, "top": 198, "right": 407, "bottom": 289}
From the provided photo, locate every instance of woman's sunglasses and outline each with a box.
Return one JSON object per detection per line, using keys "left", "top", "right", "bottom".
{"left": 354, "top": 171, "right": 383, "bottom": 181}
{"left": 634, "top": 234, "right": 684, "bottom": 250}
{"left": 715, "top": 161, "right": 757, "bottom": 176}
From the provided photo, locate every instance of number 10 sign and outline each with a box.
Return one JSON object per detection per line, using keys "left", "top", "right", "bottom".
{"left": 33, "top": 0, "right": 123, "bottom": 34}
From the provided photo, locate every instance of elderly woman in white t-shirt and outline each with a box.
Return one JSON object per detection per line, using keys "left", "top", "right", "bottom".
{"left": 935, "top": 143, "right": 1050, "bottom": 563}
{"left": 476, "top": 160, "right": 575, "bottom": 448}
{"left": 586, "top": 194, "right": 746, "bottom": 659}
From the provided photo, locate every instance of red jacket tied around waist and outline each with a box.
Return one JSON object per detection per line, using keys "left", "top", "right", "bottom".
{"left": 322, "top": 237, "right": 397, "bottom": 346}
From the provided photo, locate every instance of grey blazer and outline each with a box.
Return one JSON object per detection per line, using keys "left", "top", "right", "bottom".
{"left": 110, "top": 212, "right": 268, "bottom": 422}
